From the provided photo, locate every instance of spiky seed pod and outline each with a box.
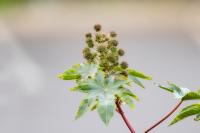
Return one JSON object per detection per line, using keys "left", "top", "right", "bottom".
{"left": 121, "top": 70, "right": 128, "bottom": 77}
{"left": 110, "top": 46, "right": 117, "bottom": 53}
{"left": 83, "top": 47, "right": 90, "bottom": 54}
{"left": 120, "top": 61, "right": 128, "bottom": 69}
{"left": 86, "top": 38, "right": 94, "bottom": 48}
{"left": 95, "top": 34, "right": 101, "bottom": 43}
{"left": 99, "top": 60, "right": 109, "bottom": 68}
{"left": 85, "top": 33, "right": 92, "bottom": 38}
{"left": 107, "top": 43, "right": 113, "bottom": 49}
{"left": 83, "top": 52, "right": 92, "bottom": 60}
{"left": 113, "top": 62, "right": 119, "bottom": 66}
{"left": 107, "top": 55, "right": 116, "bottom": 63}
{"left": 108, "top": 40, "right": 118, "bottom": 47}
{"left": 95, "top": 34, "right": 107, "bottom": 43}
{"left": 110, "top": 31, "right": 117, "bottom": 37}
{"left": 118, "top": 49, "right": 125, "bottom": 56}
{"left": 94, "top": 24, "right": 101, "bottom": 32}
{"left": 105, "top": 37, "right": 109, "bottom": 41}
{"left": 97, "top": 45, "right": 107, "bottom": 53}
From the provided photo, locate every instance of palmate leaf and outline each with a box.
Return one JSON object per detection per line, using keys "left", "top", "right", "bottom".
{"left": 127, "top": 68, "right": 152, "bottom": 80}
{"left": 170, "top": 103, "right": 200, "bottom": 125}
{"left": 72, "top": 71, "right": 130, "bottom": 125}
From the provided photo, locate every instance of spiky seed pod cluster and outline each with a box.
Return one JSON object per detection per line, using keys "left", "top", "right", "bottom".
{"left": 83, "top": 24, "right": 129, "bottom": 73}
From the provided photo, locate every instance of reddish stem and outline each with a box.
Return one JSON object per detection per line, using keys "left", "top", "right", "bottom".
{"left": 116, "top": 100, "right": 136, "bottom": 133}
{"left": 144, "top": 100, "right": 183, "bottom": 133}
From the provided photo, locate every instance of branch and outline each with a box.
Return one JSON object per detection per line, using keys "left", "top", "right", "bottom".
{"left": 144, "top": 100, "right": 183, "bottom": 133}
{"left": 116, "top": 100, "right": 136, "bottom": 133}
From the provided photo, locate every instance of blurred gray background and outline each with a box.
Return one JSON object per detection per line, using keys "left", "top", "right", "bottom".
{"left": 0, "top": 0, "right": 200, "bottom": 133}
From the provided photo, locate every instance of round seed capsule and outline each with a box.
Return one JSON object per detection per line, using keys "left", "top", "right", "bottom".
{"left": 108, "top": 40, "right": 118, "bottom": 46}
{"left": 85, "top": 33, "right": 92, "bottom": 38}
{"left": 83, "top": 47, "right": 90, "bottom": 53}
{"left": 83, "top": 52, "right": 92, "bottom": 60}
{"left": 121, "top": 70, "right": 128, "bottom": 77}
{"left": 110, "top": 31, "right": 117, "bottom": 37}
{"left": 118, "top": 49, "right": 125, "bottom": 56}
{"left": 86, "top": 39, "right": 94, "bottom": 48}
{"left": 120, "top": 61, "right": 128, "bottom": 69}
{"left": 94, "top": 24, "right": 101, "bottom": 32}
{"left": 97, "top": 45, "right": 106, "bottom": 53}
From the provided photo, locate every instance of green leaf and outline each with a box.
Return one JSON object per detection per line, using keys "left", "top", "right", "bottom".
{"left": 128, "top": 75, "right": 145, "bottom": 88}
{"left": 120, "top": 95, "right": 135, "bottom": 109}
{"left": 170, "top": 103, "right": 200, "bottom": 125}
{"left": 157, "top": 84, "right": 173, "bottom": 93}
{"left": 127, "top": 68, "right": 152, "bottom": 80}
{"left": 58, "top": 69, "right": 80, "bottom": 80}
{"left": 121, "top": 88, "right": 139, "bottom": 101}
{"left": 70, "top": 84, "right": 93, "bottom": 93}
{"left": 97, "top": 95, "right": 116, "bottom": 126}
{"left": 194, "top": 113, "right": 200, "bottom": 121}
{"left": 77, "top": 63, "right": 98, "bottom": 79}
{"left": 157, "top": 83, "right": 191, "bottom": 99}
{"left": 75, "top": 98, "right": 94, "bottom": 119}
{"left": 169, "top": 83, "right": 190, "bottom": 99}
{"left": 182, "top": 92, "right": 200, "bottom": 101}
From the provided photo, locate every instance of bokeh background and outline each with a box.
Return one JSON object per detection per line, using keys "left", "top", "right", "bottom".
{"left": 0, "top": 0, "right": 200, "bottom": 133}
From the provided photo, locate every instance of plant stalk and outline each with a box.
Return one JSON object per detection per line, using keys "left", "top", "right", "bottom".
{"left": 144, "top": 100, "right": 183, "bottom": 133}
{"left": 116, "top": 100, "right": 136, "bottom": 133}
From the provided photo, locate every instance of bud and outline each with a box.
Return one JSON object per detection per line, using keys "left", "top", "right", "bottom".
{"left": 97, "top": 45, "right": 106, "bottom": 53}
{"left": 94, "top": 24, "right": 101, "bottom": 32}
{"left": 118, "top": 49, "right": 125, "bottom": 56}
{"left": 120, "top": 61, "right": 128, "bottom": 69}
{"left": 86, "top": 38, "right": 94, "bottom": 48}
{"left": 110, "top": 31, "right": 117, "bottom": 37}
{"left": 85, "top": 33, "right": 92, "bottom": 38}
